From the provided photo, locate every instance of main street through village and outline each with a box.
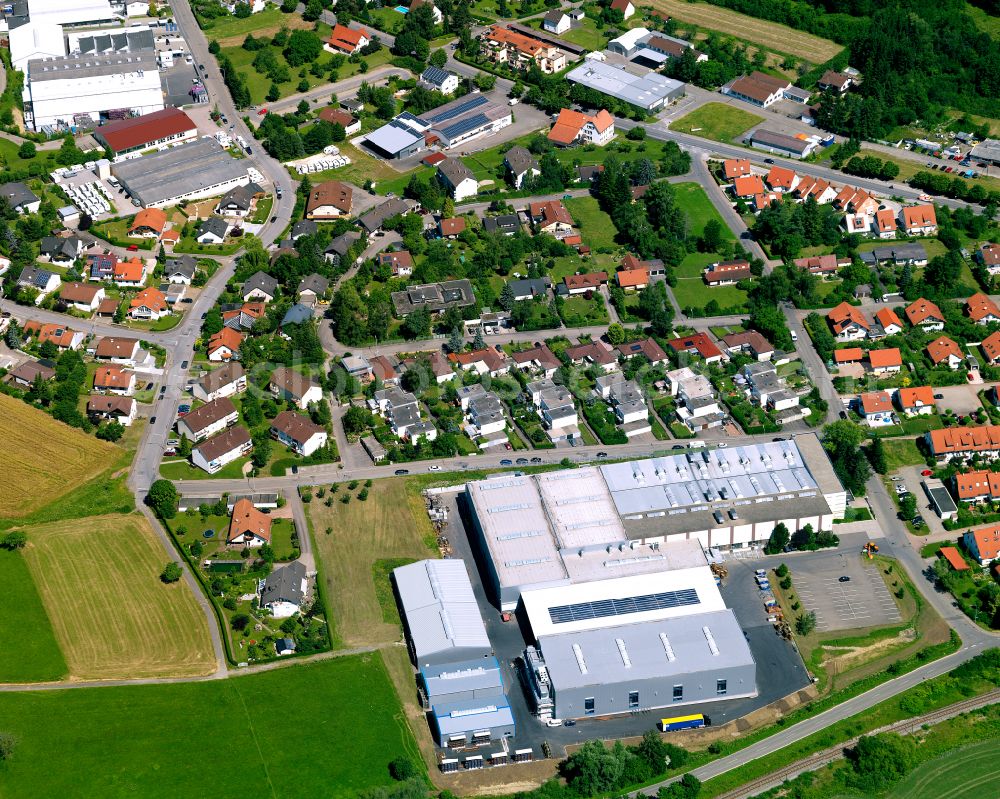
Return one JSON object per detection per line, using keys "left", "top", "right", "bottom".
{"left": 2, "top": 3, "right": 996, "bottom": 794}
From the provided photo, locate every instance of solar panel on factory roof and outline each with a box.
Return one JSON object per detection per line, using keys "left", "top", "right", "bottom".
{"left": 548, "top": 588, "right": 700, "bottom": 624}
{"left": 440, "top": 112, "right": 489, "bottom": 140}
{"left": 423, "top": 94, "right": 488, "bottom": 124}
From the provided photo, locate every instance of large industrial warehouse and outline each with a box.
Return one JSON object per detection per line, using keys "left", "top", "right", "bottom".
{"left": 111, "top": 138, "right": 252, "bottom": 208}
{"left": 465, "top": 436, "right": 846, "bottom": 610}
{"left": 393, "top": 559, "right": 516, "bottom": 747}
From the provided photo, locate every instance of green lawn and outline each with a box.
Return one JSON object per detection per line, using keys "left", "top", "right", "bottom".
{"left": 533, "top": 17, "right": 607, "bottom": 50}
{"left": 671, "top": 102, "right": 765, "bottom": 144}
{"left": 196, "top": 6, "right": 294, "bottom": 40}
{"left": 564, "top": 196, "right": 619, "bottom": 250}
{"left": 561, "top": 295, "right": 610, "bottom": 326}
{"left": 159, "top": 457, "right": 249, "bottom": 481}
{"left": 673, "top": 181, "right": 736, "bottom": 239}
{"left": 887, "top": 740, "right": 1000, "bottom": 799}
{"left": 0, "top": 652, "right": 421, "bottom": 798}
{"left": 675, "top": 250, "right": 720, "bottom": 278}
{"left": 0, "top": 550, "right": 67, "bottom": 683}
{"left": 672, "top": 276, "right": 749, "bottom": 313}
{"left": 882, "top": 438, "right": 925, "bottom": 471}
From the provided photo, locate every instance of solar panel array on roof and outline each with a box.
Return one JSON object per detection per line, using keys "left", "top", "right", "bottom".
{"left": 422, "top": 93, "right": 489, "bottom": 125}
{"left": 548, "top": 588, "right": 699, "bottom": 625}
{"left": 439, "top": 112, "right": 490, "bottom": 140}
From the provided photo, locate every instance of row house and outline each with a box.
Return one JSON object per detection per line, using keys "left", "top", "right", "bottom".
{"left": 953, "top": 471, "right": 1000, "bottom": 505}
{"left": 527, "top": 377, "right": 578, "bottom": 442}
{"left": 666, "top": 367, "right": 726, "bottom": 432}
{"left": 926, "top": 424, "right": 1000, "bottom": 463}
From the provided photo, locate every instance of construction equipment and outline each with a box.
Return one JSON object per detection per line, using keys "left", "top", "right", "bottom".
{"left": 862, "top": 542, "right": 880, "bottom": 559}
{"left": 710, "top": 563, "right": 728, "bottom": 580}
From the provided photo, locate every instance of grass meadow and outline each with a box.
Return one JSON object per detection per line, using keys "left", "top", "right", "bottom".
{"left": 0, "top": 652, "right": 421, "bottom": 798}
{"left": 671, "top": 102, "right": 765, "bottom": 144}
{"left": 0, "top": 549, "right": 67, "bottom": 682}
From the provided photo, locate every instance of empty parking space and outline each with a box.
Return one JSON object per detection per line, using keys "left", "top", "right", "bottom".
{"left": 790, "top": 549, "right": 901, "bottom": 632}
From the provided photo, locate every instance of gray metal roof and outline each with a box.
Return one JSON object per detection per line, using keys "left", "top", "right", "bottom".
{"left": 198, "top": 217, "right": 229, "bottom": 239}
{"left": 749, "top": 128, "right": 811, "bottom": 155}
{"left": 260, "top": 561, "right": 306, "bottom": 607}
{"left": 394, "top": 559, "right": 491, "bottom": 662}
{"left": 28, "top": 51, "right": 158, "bottom": 82}
{"left": 432, "top": 699, "right": 514, "bottom": 736}
{"left": 0, "top": 181, "right": 38, "bottom": 209}
{"left": 566, "top": 61, "right": 684, "bottom": 110}
{"left": 538, "top": 609, "right": 754, "bottom": 690}
{"left": 111, "top": 138, "right": 249, "bottom": 208}
{"left": 422, "top": 657, "right": 505, "bottom": 699}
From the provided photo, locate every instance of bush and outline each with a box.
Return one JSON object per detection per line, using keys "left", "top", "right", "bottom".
{"left": 388, "top": 757, "right": 417, "bottom": 781}
{"left": 160, "top": 562, "right": 182, "bottom": 583}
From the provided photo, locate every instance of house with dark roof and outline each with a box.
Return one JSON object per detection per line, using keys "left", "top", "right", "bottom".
{"left": 297, "top": 273, "right": 329, "bottom": 302}
{"left": 214, "top": 182, "right": 263, "bottom": 217}
{"left": 504, "top": 146, "right": 540, "bottom": 189}
{"left": 259, "top": 561, "right": 307, "bottom": 618}
{"left": 86, "top": 395, "right": 137, "bottom": 426}
{"left": 482, "top": 214, "right": 520, "bottom": 235}
{"left": 194, "top": 362, "right": 247, "bottom": 403}
{"left": 0, "top": 182, "right": 40, "bottom": 214}
{"left": 419, "top": 65, "right": 459, "bottom": 94}
{"left": 437, "top": 157, "right": 478, "bottom": 201}
{"left": 506, "top": 276, "right": 551, "bottom": 301}
{"left": 325, "top": 231, "right": 362, "bottom": 265}
{"left": 270, "top": 366, "right": 323, "bottom": 409}
{"left": 359, "top": 197, "right": 415, "bottom": 234}
{"left": 542, "top": 9, "right": 570, "bottom": 33}
{"left": 4, "top": 359, "right": 55, "bottom": 389}
{"left": 242, "top": 271, "right": 278, "bottom": 303}
{"left": 281, "top": 303, "right": 314, "bottom": 331}
{"left": 192, "top": 425, "right": 253, "bottom": 473}
{"left": 40, "top": 236, "right": 82, "bottom": 263}
{"left": 196, "top": 217, "right": 230, "bottom": 244}
{"left": 177, "top": 396, "right": 240, "bottom": 441}
{"left": 270, "top": 410, "right": 329, "bottom": 456}
{"left": 18, "top": 265, "right": 60, "bottom": 298}
{"left": 164, "top": 255, "right": 196, "bottom": 285}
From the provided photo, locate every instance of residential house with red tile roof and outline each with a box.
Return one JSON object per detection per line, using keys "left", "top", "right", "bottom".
{"left": 128, "top": 287, "right": 168, "bottom": 321}
{"left": 562, "top": 271, "right": 607, "bottom": 295}
{"left": 704, "top": 259, "right": 752, "bottom": 285}
{"left": 966, "top": 293, "right": 1000, "bottom": 325}
{"left": 666, "top": 332, "right": 724, "bottom": 363}
{"left": 873, "top": 208, "right": 898, "bottom": 239}
{"left": 765, "top": 165, "right": 798, "bottom": 192}
{"left": 93, "top": 365, "right": 135, "bottom": 396}
{"left": 128, "top": 207, "right": 167, "bottom": 238}
{"left": 207, "top": 328, "right": 244, "bottom": 362}
{"left": 326, "top": 24, "right": 369, "bottom": 55}
{"left": 723, "top": 159, "right": 752, "bottom": 180}
{"left": 617, "top": 337, "right": 669, "bottom": 364}
{"left": 616, "top": 267, "right": 649, "bottom": 290}
{"left": 953, "top": 470, "right": 1000, "bottom": 503}
{"left": 982, "top": 330, "right": 1000, "bottom": 364}
{"left": 732, "top": 174, "right": 765, "bottom": 198}
{"left": 868, "top": 347, "right": 902, "bottom": 374}
{"left": 926, "top": 335, "right": 963, "bottom": 369}
{"left": 529, "top": 200, "right": 574, "bottom": 236}
{"left": 962, "top": 525, "right": 1000, "bottom": 566}
{"left": 834, "top": 347, "right": 864, "bottom": 364}
{"left": 859, "top": 390, "right": 894, "bottom": 426}
{"left": 927, "top": 424, "right": 1000, "bottom": 461}
{"left": 793, "top": 254, "right": 842, "bottom": 276}
{"left": 827, "top": 301, "right": 870, "bottom": 342}
{"left": 894, "top": 386, "right": 935, "bottom": 416}
{"left": 753, "top": 192, "right": 781, "bottom": 211}
{"left": 979, "top": 243, "right": 1000, "bottom": 275}
{"left": 874, "top": 307, "right": 903, "bottom": 335}
{"left": 228, "top": 498, "right": 272, "bottom": 547}
{"left": 901, "top": 204, "right": 937, "bottom": 235}
{"left": 448, "top": 347, "right": 510, "bottom": 377}
{"left": 905, "top": 298, "right": 945, "bottom": 331}
{"left": 547, "top": 108, "right": 615, "bottom": 146}
{"left": 23, "top": 320, "right": 84, "bottom": 350}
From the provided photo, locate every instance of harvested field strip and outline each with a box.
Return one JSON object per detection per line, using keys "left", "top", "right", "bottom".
{"left": 0, "top": 393, "right": 119, "bottom": 518}
{"left": 649, "top": 0, "right": 843, "bottom": 62}
{"left": 0, "top": 550, "right": 67, "bottom": 682}
{"left": 23, "top": 514, "right": 215, "bottom": 680}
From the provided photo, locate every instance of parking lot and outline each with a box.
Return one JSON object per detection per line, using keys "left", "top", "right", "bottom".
{"left": 56, "top": 168, "right": 126, "bottom": 220}
{"left": 788, "top": 547, "right": 901, "bottom": 632}
{"left": 162, "top": 62, "right": 203, "bottom": 108}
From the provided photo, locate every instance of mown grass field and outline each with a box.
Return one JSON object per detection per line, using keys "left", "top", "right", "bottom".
{"left": 197, "top": 6, "right": 315, "bottom": 46}
{"left": 0, "top": 652, "right": 421, "bottom": 799}
{"left": 308, "top": 480, "right": 437, "bottom": 648}
{"left": 22, "top": 514, "right": 215, "bottom": 680}
{"left": 565, "top": 196, "right": 619, "bottom": 250}
{"left": 648, "top": 0, "right": 844, "bottom": 62}
{"left": 887, "top": 739, "right": 1000, "bottom": 799}
{"left": 674, "top": 181, "right": 737, "bottom": 239}
{"left": 0, "top": 550, "right": 67, "bottom": 683}
{"left": 672, "top": 102, "right": 764, "bottom": 144}
{"left": 0, "top": 393, "right": 120, "bottom": 518}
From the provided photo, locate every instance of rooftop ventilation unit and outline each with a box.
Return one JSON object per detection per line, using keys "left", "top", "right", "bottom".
{"left": 616, "top": 638, "right": 632, "bottom": 668}
{"left": 659, "top": 633, "right": 676, "bottom": 661}
{"left": 703, "top": 627, "right": 719, "bottom": 656}
{"left": 572, "top": 643, "right": 588, "bottom": 674}
{"left": 728, "top": 509, "right": 738, "bottom": 520}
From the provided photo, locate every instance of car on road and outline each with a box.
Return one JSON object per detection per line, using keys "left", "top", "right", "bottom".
{"left": 530, "top": 457, "right": 542, "bottom": 464}
{"left": 718, "top": 442, "right": 728, "bottom": 448}
{"left": 127, "top": 244, "right": 138, "bottom": 251}
{"left": 772, "top": 437, "right": 786, "bottom": 442}
{"left": 258, "top": 108, "right": 267, "bottom": 115}
{"left": 150, "top": 416, "right": 157, "bottom": 423}
{"left": 933, "top": 393, "right": 943, "bottom": 399}
{"left": 672, "top": 444, "right": 684, "bottom": 450}
{"left": 159, "top": 385, "right": 166, "bottom": 394}
{"left": 763, "top": 158, "right": 774, "bottom": 164}
{"left": 839, "top": 410, "right": 848, "bottom": 419}
{"left": 500, "top": 459, "right": 512, "bottom": 466}
{"left": 838, "top": 575, "right": 851, "bottom": 583}
{"left": 921, "top": 469, "right": 933, "bottom": 476}
{"left": 597, "top": 451, "right": 608, "bottom": 458}
{"left": 201, "top": 312, "right": 207, "bottom": 319}
{"left": 181, "top": 360, "right": 188, "bottom": 368}
{"left": 291, "top": 465, "right": 298, "bottom": 474}
{"left": 516, "top": 457, "right": 528, "bottom": 465}
{"left": 562, "top": 194, "right": 572, "bottom": 200}
{"left": 428, "top": 465, "right": 441, "bottom": 471}
{"left": 270, "top": 216, "right": 277, "bottom": 223}
{"left": 563, "top": 720, "right": 576, "bottom": 727}
{"left": 394, "top": 469, "right": 409, "bottom": 475}
{"left": 790, "top": 330, "right": 798, "bottom": 342}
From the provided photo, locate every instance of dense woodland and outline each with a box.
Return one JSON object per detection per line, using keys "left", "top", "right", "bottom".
{"left": 702, "top": 0, "right": 1000, "bottom": 139}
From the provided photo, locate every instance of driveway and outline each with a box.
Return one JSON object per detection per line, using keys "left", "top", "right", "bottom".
{"left": 933, "top": 384, "right": 987, "bottom": 415}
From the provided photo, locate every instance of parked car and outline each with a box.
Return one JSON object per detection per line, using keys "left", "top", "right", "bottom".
{"left": 596, "top": 451, "right": 608, "bottom": 458}
{"left": 838, "top": 576, "right": 851, "bottom": 583}
{"left": 933, "top": 393, "right": 944, "bottom": 399}
{"left": 181, "top": 360, "right": 188, "bottom": 369}
{"left": 428, "top": 465, "right": 441, "bottom": 471}
{"left": 763, "top": 158, "right": 774, "bottom": 164}
{"left": 516, "top": 457, "right": 528, "bottom": 465}
{"left": 394, "top": 469, "right": 409, "bottom": 475}
{"left": 500, "top": 459, "right": 512, "bottom": 466}
{"left": 530, "top": 457, "right": 542, "bottom": 464}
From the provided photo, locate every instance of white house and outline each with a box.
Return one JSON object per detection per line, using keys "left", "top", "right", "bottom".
{"left": 270, "top": 410, "right": 328, "bottom": 457}
{"left": 196, "top": 217, "right": 229, "bottom": 244}
{"left": 193, "top": 363, "right": 247, "bottom": 403}
{"left": 259, "top": 561, "right": 307, "bottom": 619}
{"left": 419, "top": 65, "right": 460, "bottom": 94}
{"left": 436, "top": 158, "right": 478, "bottom": 201}
{"left": 176, "top": 397, "right": 240, "bottom": 442}
{"left": 17, "top": 266, "right": 60, "bottom": 302}
{"left": 543, "top": 10, "right": 570, "bottom": 34}
{"left": 269, "top": 367, "right": 324, "bottom": 410}
{"left": 191, "top": 426, "right": 253, "bottom": 474}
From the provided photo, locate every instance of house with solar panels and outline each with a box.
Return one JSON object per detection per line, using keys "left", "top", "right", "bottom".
{"left": 393, "top": 559, "right": 516, "bottom": 747}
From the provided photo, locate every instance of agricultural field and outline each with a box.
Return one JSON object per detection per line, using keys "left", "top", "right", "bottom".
{"left": 886, "top": 740, "right": 1000, "bottom": 799}
{"left": 0, "top": 652, "right": 421, "bottom": 799}
{"left": 22, "top": 514, "right": 216, "bottom": 680}
{"left": 0, "top": 550, "right": 67, "bottom": 683}
{"left": 0, "top": 393, "right": 120, "bottom": 519}
{"left": 648, "top": 0, "right": 844, "bottom": 62}
{"left": 307, "top": 480, "right": 437, "bottom": 648}
{"left": 671, "top": 102, "right": 764, "bottom": 144}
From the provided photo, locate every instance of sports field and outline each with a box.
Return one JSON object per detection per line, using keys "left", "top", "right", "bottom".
{"left": 0, "top": 652, "right": 421, "bottom": 798}
{"left": 308, "top": 480, "right": 437, "bottom": 648}
{"left": 22, "top": 514, "right": 215, "bottom": 680}
{"left": 672, "top": 102, "right": 764, "bottom": 144}
{"left": 0, "top": 550, "right": 67, "bottom": 683}
{"left": 0, "top": 393, "right": 119, "bottom": 518}
{"left": 886, "top": 740, "right": 1000, "bottom": 799}
{"left": 649, "top": 0, "right": 843, "bottom": 62}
